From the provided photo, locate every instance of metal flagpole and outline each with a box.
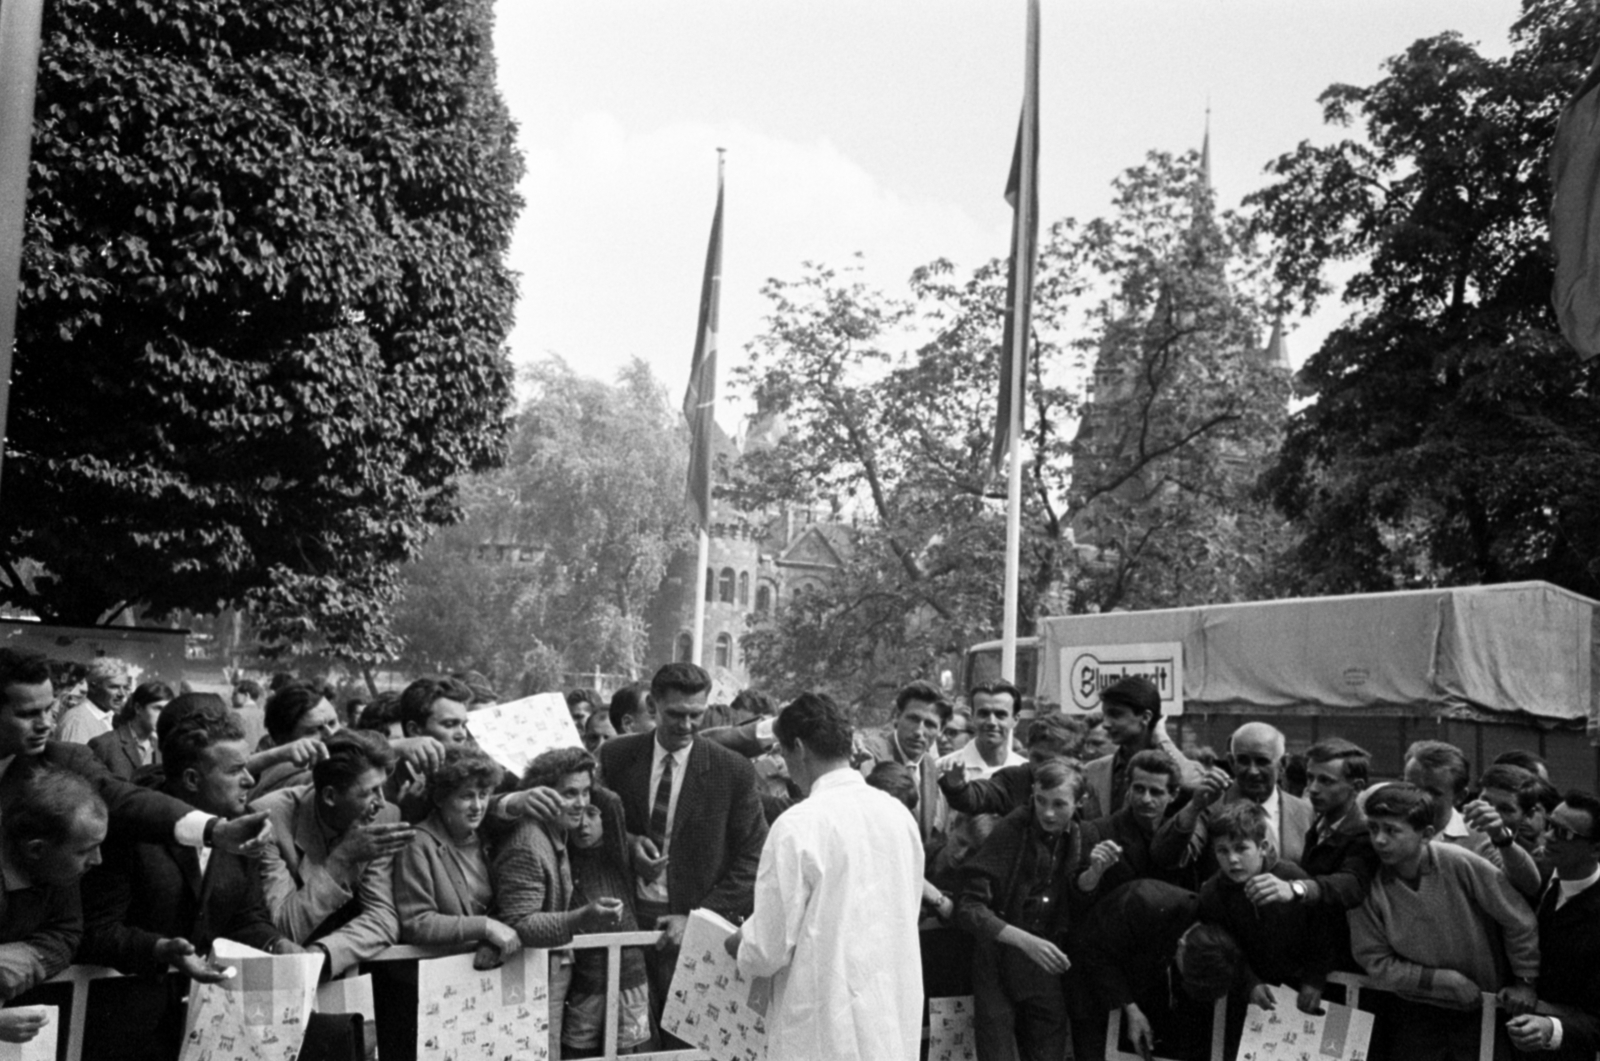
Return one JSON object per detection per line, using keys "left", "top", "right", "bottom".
{"left": 692, "top": 528, "right": 710, "bottom": 666}
{"left": 0, "top": 0, "right": 46, "bottom": 499}
{"left": 1001, "top": 0, "right": 1039, "bottom": 684}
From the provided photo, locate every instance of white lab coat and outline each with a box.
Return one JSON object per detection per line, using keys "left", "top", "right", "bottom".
{"left": 736, "top": 768, "right": 924, "bottom": 1061}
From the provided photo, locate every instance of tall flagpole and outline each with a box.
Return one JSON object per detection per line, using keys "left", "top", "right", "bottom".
{"left": 0, "top": 0, "right": 46, "bottom": 499}
{"left": 1001, "top": 0, "right": 1039, "bottom": 684}
{"left": 684, "top": 149, "right": 725, "bottom": 668}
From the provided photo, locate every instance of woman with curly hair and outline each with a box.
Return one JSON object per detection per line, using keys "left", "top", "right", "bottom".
{"left": 393, "top": 746, "right": 522, "bottom": 967}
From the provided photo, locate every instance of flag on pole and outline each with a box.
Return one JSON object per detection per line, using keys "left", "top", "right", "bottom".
{"left": 991, "top": 0, "right": 1041, "bottom": 473}
{"left": 684, "top": 160, "right": 724, "bottom": 527}
{"left": 1551, "top": 46, "right": 1600, "bottom": 359}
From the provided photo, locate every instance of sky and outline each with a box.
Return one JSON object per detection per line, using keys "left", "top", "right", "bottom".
{"left": 495, "top": 0, "right": 1525, "bottom": 431}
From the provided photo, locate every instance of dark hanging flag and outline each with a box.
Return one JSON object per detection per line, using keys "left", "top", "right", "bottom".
{"left": 1551, "top": 47, "right": 1600, "bottom": 359}
{"left": 683, "top": 165, "right": 724, "bottom": 528}
{"left": 992, "top": 0, "right": 1041, "bottom": 473}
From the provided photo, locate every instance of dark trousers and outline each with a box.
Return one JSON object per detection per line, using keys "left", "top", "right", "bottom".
{"left": 1380, "top": 997, "right": 1498, "bottom": 1061}
{"left": 635, "top": 896, "right": 687, "bottom": 1051}
{"left": 973, "top": 939, "right": 1071, "bottom": 1061}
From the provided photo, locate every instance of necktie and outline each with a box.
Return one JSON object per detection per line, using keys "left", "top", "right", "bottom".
{"left": 650, "top": 753, "right": 674, "bottom": 848}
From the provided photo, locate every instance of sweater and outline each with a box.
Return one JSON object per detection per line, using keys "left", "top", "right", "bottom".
{"left": 1349, "top": 841, "right": 1538, "bottom": 1007}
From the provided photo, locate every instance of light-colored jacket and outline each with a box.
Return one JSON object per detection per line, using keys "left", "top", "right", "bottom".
{"left": 1082, "top": 720, "right": 1203, "bottom": 819}
{"left": 393, "top": 813, "right": 493, "bottom": 947}
{"left": 251, "top": 784, "right": 400, "bottom": 976}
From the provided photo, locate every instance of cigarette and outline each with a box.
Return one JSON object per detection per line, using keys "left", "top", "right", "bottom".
{"left": 220, "top": 966, "right": 238, "bottom": 980}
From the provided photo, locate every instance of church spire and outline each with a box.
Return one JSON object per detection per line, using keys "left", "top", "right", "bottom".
{"left": 1200, "top": 100, "right": 1212, "bottom": 193}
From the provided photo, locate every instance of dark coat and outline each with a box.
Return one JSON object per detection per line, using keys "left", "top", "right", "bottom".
{"left": 2, "top": 741, "right": 189, "bottom": 846}
{"left": 87, "top": 724, "right": 157, "bottom": 782}
{"left": 78, "top": 817, "right": 283, "bottom": 975}
{"left": 1537, "top": 877, "right": 1600, "bottom": 1060}
{"left": 0, "top": 870, "right": 81, "bottom": 999}
{"left": 596, "top": 732, "right": 767, "bottom": 919}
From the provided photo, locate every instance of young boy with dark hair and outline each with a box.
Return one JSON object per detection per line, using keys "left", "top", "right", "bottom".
{"left": 1351, "top": 783, "right": 1540, "bottom": 1061}
{"left": 1198, "top": 801, "right": 1329, "bottom": 1013}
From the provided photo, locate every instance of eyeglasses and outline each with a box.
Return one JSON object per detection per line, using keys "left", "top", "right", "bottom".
{"left": 1548, "top": 820, "right": 1594, "bottom": 842}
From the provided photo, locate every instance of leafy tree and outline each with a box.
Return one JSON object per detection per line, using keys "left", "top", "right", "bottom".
{"left": 1068, "top": 152, "right": 1294, "bottom": 611}
{"left": 2, "top": 0, "right": 522, "bottom": 664}
{"left": 391, "top": 359, "right": 690, "bottom": 692}
{"left": 731, "top": 150, "right": 1291, "bottom": 706}
{"left": 1249, "top": 0, "right": 1600, "bottom": 597}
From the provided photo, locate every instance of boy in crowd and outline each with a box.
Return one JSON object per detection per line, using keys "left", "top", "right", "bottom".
{"left": 956, "top": 758, "right": 1085, "bottom": 1061}
{"left": 1197, "top": 802, "right": 1328, "bottom": 1014}
{"left": 1075, "top": 879, "right": 1242, "bottom": 1061}
{"left": 1350, "top": 783, "right": 1539, "bottom": 1061}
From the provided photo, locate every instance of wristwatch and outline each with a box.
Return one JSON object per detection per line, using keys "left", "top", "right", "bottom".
{"left": 1289, "top": 880, "right": 1308, "bottom": 901}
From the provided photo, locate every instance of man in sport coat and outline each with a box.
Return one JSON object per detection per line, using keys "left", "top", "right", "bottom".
{"left": 597, "top": 662, "right": 768, "bottom": 1025}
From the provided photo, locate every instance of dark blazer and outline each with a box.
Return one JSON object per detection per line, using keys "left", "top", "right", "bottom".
{"left": 596, "top": 732, "right": 767, "bottom": 920}
{"left": 79, "top": 823, "right": 283, "bottom": 975}
{"left": 1536, "top": 877, "right": 1600, "bottom": 1060}
{"left": 87, "top": 724, "right": 158, "bottom": 782}
{"left": 0, "top": 871, "right": 82, "bottom": 999}
{"left": 1, "top": 742, "right": 189, "bottom": 846}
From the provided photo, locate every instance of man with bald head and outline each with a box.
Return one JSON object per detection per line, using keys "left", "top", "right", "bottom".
{"left": 1152, "top": 721, "right": 1313, "bottom": 878}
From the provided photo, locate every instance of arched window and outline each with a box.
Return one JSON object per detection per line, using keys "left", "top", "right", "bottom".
{"left": 755, "top": 585, "right": 772, "bottom": 615}
{"left": 674, "top": 632, "right": 694, "bottom": 663}
{"left": 705, "top": 568, "right": 714, "bottom": 603}
{"left": 718, "top": 567, "right": 736, "bottom": 603}
{"left": 737, "top": 572, "right": 750, "bottom": 606}
{"left": 715, "top": 633, "right": 733, "bottom": 669}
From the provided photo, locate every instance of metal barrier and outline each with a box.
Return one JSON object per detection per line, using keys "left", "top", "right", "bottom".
{"left": 35, "top": 955, "right": 1534, "bottom": 1061}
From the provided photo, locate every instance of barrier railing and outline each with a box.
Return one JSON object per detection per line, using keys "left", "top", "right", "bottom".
{"left": 38, "top": 955, "right": 1546, "bottom": 1061}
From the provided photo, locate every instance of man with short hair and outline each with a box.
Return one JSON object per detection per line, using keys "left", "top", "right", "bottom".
{"left": 1152, "top": 721, "right": 1314, "bottom": 873}
{"left": 0, "top": 649, "right": 269, "bottom": 863}
{"left": 1506, "top": 791, "right": 1600, "bottom": 1058}
{"left": 607, "top": 684, "right": 654, "bottom": 736}
{"left": 855, "top": 681, "right": 950, "bottom": 845}
{"left": 231, "top": 679, "right": 267, "bottom": 751}
{"left": 1245, "top": 737, "right": 1378, "bottom": 977}
{"left": 727, "top": 693, "right": 923, "bottom": 1061}
{"left": 1406, "top": 740, "right": 1540, "bottom": 897}
{"left": 597, "top": 662, "right": 768, "bottom": 1026}
{"left": 252, "top": 730, "right": 414, "bottom": 976}
{"left": 937, "top": 682, "right": 1025, "bottom": 782}
{"left": 1083, "top": 677, "right": 1200, "bottom": 819}
{"left": 80, "top": 700, "right": 298, "bottom": 1061}
{"left": 1077, "top": 748, "right": 1185, "bottom": 901}
{"left": 582, "top": 710, "right": 616, "bottom": 753}
{"left": 0, "top": 769, "right": 107, "bottom": 1013}
{"left": 54, "top": 657, "right": 132, "bottom": 745}
{"left": 398, "top": 676, "right": 472, "bottom": 748}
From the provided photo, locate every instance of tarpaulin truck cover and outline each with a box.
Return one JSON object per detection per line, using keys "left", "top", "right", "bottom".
{"left": 1036, "top": 581, "right": 1598, "bottom": 727}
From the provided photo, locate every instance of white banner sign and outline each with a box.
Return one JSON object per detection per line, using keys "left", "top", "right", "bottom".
{"left": 1060, "top": 642, "right": 1183, "bottom": 715}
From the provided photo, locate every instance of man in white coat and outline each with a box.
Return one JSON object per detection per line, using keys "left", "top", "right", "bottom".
{"left": 726, "top": 692, "right": 924, "bottom": 1061}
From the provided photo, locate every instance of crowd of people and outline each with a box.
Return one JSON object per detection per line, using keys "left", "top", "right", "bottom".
{"left": 0, "top": 650, "right": 1595, "bottom": 1061}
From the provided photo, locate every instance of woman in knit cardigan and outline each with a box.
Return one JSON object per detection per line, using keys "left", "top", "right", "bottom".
{"left": 495, "top": 747, "right": 624, "bottom": 1057}
{"left": 393, "top": 746, "right": 523, "bottom": 966}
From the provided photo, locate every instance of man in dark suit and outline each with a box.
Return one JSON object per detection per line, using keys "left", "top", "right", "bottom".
{"left": 1506, "top": 791, "right": 1600, "bottom": 1058}
{"left": 1151, "top": 721, "right": 1314, "bottom": 880}
{"left": 79, "top": 698, "right": 298, "bottom": 1061}
{"left": 0, "top": 649, "right": 270, "bottom": 857}
{"left": 596, "top": 662, "right": 768, "bottom": 1024}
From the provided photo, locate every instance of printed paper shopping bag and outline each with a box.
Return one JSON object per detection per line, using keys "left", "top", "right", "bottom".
{"left": 416, "top": 947, "right": 550, "bottom": 1060}
{"left": 661, "top": 909, "right": 771, "bottom": 1061}
{"left": 180, "top": 940, "right": 324, "bottom": 1061}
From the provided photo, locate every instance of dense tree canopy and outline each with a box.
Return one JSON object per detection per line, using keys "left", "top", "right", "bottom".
{"left": 391, "top": 359, "right": 690, "bottom": 692}
{"left": 731, "top": 150, "right": 1290, "bottom": 706}
{"left": 2, "top": 0, "right": 522, "bottom": 662}
{"left": 1249, "top": 0, "right": 1600, "bottom": 598}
